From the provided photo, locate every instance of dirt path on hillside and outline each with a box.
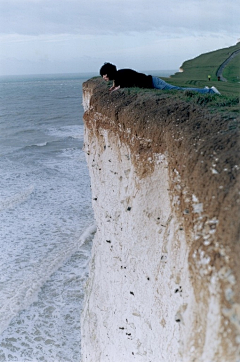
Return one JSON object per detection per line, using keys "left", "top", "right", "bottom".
{"left": 216, "top": 48, "right": 240, "bottom": 81}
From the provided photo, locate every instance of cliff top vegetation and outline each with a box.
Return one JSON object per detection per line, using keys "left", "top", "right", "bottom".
{"left": 168, "top": 42, "right": 240, "bottom": 98}
{"left": 121, "top": 43, "right": 239, "bottom": 120}
{"left": 96, "top": 43, "right": 239, "bottom": 123}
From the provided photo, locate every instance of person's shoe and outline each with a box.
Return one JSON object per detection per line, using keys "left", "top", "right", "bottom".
{"left": 211, "top": 86, "right": 221, "bottom": 95}
{"left": 204, "top": 86, "right": 209, "bottom": 89}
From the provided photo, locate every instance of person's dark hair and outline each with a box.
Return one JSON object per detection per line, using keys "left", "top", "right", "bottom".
{"left": 100, "top": 63, "right": 117, "bottom": 80}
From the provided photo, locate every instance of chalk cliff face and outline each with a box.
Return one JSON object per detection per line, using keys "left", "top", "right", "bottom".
{"left": 81, "top": 78, "right": 240, "bottom": 362}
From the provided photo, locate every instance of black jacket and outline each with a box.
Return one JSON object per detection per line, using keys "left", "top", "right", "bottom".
{"left": 114, "top": 69, "right": 153, "bottom": 88}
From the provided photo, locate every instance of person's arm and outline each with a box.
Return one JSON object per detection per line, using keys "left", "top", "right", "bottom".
{"left": 109, "top": 80, "right": 120, "bottom": 92}
{"left": 109, "top": 85, "right": 120, "bottom": 92}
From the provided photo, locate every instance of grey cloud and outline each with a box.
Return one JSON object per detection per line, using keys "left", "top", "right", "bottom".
{"left": 0, "top": 0, "right": 239, "bottom": 36}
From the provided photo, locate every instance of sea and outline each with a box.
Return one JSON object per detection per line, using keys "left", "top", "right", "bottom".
{"left": 0, "top": 70, "right": 175, "bottom": 362}
{"left": 0, "top": 73, "right": 97, "bottom": 362}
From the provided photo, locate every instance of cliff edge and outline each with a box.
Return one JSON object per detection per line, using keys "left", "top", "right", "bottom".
{"left": 81, "top": 78, "right": 240, "bottom": 362}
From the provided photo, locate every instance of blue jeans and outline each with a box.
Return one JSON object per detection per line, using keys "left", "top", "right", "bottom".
{"left": 152, "top": 76, "right": 215, "bottom": 94}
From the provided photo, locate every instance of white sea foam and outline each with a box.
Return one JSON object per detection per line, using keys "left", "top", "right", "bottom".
{"left": 33, "top": 141, "right": 48, "bottom": 147}
{"left": 0, "top": 184, "right": 35, "bottom": 212}
{"left": 47, "top": 125, "right": 84, "bottom": 139}
{"left": 0, "top": 74, "right": 94, "bottom": 361}
{"left": 0, "top": 223, "right": 96, "bottom": 335}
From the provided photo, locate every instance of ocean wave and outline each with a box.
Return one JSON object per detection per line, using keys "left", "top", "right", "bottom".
{"left": 0, "top": 184, "right": 35, "bottom": 212}
{"left": 30, "top": 141, "right": 48, "bottom": 147}
{"left": 57, "top": 95, "right": 80, "bottom": 99}
{"left": 23, "top": 139, "right": 62, "bottom": 150}
{"left": 47, "top": 125, "right": 84, "bottom": 139}
{"left": 0, "top": 223, "right": 96, "bottom": 335}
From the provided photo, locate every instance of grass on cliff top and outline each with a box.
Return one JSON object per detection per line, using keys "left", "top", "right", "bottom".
{"left": 222, "top": 55, "right": 240, "bottom": 83}
{"left": 125, "top": 44, "right": 240, "bottom": 117}
{"left": 162, "top": 76, "right": 240, "bottom": 99}
{"left": 99, "top": 43, "right": 239, "bottom": 118}
{"left": 121, "top": 87, "right": 239, "bottom": 135}
{"left": 168, "top": 42, "right": 240, "bottom": 98}
{"left": 170, "top": 43, "right": 240, "bottom": 83}
{"left": 125, "top": 86, "right": 239, "bottom": 119}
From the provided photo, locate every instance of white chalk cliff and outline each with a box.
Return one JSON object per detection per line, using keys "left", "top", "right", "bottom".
{"left": 81, "top": 78, "right": 240, "bottom": 362}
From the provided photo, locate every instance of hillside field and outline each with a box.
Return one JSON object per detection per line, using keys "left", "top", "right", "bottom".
{"left": 165, "top": 42, "right": 240, "bottom": 98}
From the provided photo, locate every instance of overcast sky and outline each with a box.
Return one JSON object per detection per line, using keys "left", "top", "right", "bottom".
{"left": 0, "top": 0, "right": 239, "bottom": 76}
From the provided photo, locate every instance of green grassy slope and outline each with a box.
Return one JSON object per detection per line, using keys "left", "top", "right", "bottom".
{"left": 166, "top": 42, "right": 240, "bottom": 97}
{"left": 223, "top": 53, "right": 240, "bottom": 83}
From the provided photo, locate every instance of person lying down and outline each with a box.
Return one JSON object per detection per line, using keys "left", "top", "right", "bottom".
{"left": 100, "top": 62, "right": 221, "bottom": 95}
